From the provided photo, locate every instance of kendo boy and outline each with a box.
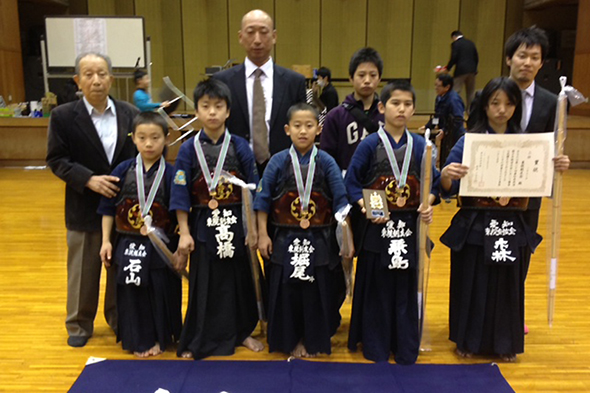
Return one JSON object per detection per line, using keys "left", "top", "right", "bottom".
{"left": 98, "top": 112, "right": 182, "bottom": 357}
{"left": 254, "top": 103, "right": 353, "bottom": 358}
{"left": 171, "top": 78, "right": 264, "bottom": 359}
{"left": 345, "top": 80, "right": 439, "bottom": 364}
{"left": 320, "top": 47, "right": 384, "bottom": 173}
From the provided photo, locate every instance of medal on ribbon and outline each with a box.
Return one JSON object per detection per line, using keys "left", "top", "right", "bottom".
{"left": 289, "top": 145, "right": 318, "bottom": 229}
{"left": 135, "top": 154, "right": 166, "bottom": 235}
{"left": 378, "top": 128, "right": 413, "bottom": 207}
{"left": 193, "top": 129, "right": 232, "bottom": 210}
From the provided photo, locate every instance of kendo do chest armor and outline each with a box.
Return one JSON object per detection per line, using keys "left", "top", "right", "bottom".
{"left": 271, "top": 155, "right": 334, "bottom": 228}
{"left": 364, "top": 141, "right": 421, "bottom": 210}
{"left": 191, "top": 141, "right": 245, "bottom": 208}
{"left": 115, "top": 163, "right": 172, "bottom": 235}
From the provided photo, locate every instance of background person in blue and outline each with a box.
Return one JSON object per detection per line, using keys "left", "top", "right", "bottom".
{"left": 419, "top": 73, "right": 465, "bottom": 167}
{"left": 254, "top": 103, "right": 352, "bottom": 358}
{"left": 170, "top": 78, "right": 263, "bottom": 359}
{"left": 97, "top": 112, "right": 182, "bottom": 358}
{"left": 439, "top": 77, "right": 570, "bottom": 362}
{"left": 345, "top": 80, "right": 439, "bottom": 364}
{"left": 133, "top": 69, "right": 170, "bottom": 112}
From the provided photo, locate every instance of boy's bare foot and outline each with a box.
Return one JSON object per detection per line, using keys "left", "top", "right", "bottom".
{"left": 134, "top": 344, "right": 162, "bottom": 358}
{"left": 500, "top": 353, "right": 517, "bottom": 362}
{"left": 148, "top": 344, "right": 162, "bottom": 356}
{"left": 291, "top": 341, "right": 309, "bottom": 358}
{"left": 180, "top": 351, "right": 193, "bottom": 359}
{"left": 242, "top": 336, "right": 264, "bottom": 352}
{"left": 455, "top": 347, "right": 473, "bottom": 358}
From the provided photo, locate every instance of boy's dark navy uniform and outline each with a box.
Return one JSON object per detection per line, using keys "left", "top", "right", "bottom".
{"left": 254, "top": 148, "right": 349, "bottom": 355}
{"left": 171, "top": 131, "right": 260, "bottom": 359}
{"left": 345, "top": 129, "right": 439, "bottom": 364}
{"left": 98, "top": 158, "right": 182, "bottom": 354}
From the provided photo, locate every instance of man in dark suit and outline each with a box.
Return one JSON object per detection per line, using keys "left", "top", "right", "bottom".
{"left": 213, "top": 9, "right": 306, "bottom": 173}
{"left": 505, "top": 27, "right": 557, "bottom": 238}
{"left": 47, "top": 53, "right": 138, "bottom": 347}
{"left": 505, "top": 27, "right": 565, "bottom": 334}
{"left": 444, "top": 30, "right": 478, "bottom": 112}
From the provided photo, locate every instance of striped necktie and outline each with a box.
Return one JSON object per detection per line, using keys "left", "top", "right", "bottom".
{"left": 252, "top": 68, "right": 270, "bottom": 163}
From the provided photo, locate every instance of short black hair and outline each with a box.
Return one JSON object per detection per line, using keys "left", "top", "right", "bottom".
{"left": 132, "top": 111, "right": 169, "bottom": 136}
{"left": 436, "top": 73, "right": 454, "bottom": 89}
{"left": 316, "top": 67, "right": 331, "bottom": 81}
{"left": 380, "top": 79, "right": 416, "bottom": 105}
{"left": 451, "top": 30, "right": 462, "bottom": 38}
{"left": 194, "top": 78, "right": 232, "bottom": 109}
{"left": 286, "top": 102, "right": 320, "bottom": 123}
{"left": 133, "top": 69, "right": 147, "bottom": 83}
{"left": 348, "top": 47, "right": 383, "bottom": 78}
{"left": 470, "top": 76, "right": 522, "bottom": 134}
{"left": 504, "top": 26, "right": 549, "bottom": 61}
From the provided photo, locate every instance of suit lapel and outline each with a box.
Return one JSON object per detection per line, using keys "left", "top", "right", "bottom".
{"left": 73, "top": 100, "right": 110, "bottom": 164}
{"left": 233, "top": 64, "right": 250, "bottom": 127}
{"left": 527, "top": 85, "right": 540, "bottom": 132}
{"left": 527, "top": 84, "right": 548, "bottom": 132}
{"left": 270, "top": 65, "right": 286, "bottom": 131}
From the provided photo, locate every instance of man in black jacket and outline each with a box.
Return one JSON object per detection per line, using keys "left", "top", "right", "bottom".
{"left": 47, "top": 53, "right": 138, "bottom": 347}
{"left": 444, "top": 30, "right": 478, "bottom": 112}
{"left": 506, "top": 27, "right": 563, "bottom": 335}
{"left": 505, "top": 26, "right": 557, "bottom": 259}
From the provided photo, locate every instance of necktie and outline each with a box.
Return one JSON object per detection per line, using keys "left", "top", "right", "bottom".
{"left": 520, "top": 90, "right": 529, "bottom": 132}
{"left": 252, "top": 68, "right": 270, "bottom": 164}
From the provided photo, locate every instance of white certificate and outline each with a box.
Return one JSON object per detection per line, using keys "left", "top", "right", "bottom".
{"left": 459, "top": 133, "right": 555, "bottom": 197}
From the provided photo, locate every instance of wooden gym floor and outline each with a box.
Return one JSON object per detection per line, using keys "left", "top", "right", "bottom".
{"left": 0, "top": 167, "right": 589, "bottom": 392}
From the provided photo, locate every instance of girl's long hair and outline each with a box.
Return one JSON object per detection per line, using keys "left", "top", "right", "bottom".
{"left": 469, "top": 76, "right": 523, "bottom": 134}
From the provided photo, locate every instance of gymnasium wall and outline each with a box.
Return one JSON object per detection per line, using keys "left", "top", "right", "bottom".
{"left": 83, "top": 0, "right": 514, "bottom": 113}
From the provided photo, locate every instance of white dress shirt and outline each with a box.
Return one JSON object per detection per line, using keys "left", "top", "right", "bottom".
{"left": 83, "top": 96, "right": 118, "bottom": 164}
{"left": 521, "top": 81, "right": 535, "bottom": 132}
{"left": 245, "top": 57, "right": 273, "bottom": 146}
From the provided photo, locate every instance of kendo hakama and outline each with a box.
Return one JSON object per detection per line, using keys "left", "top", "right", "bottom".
{"left": 98, "top": 159, "right": 182, "bottom": 354}
{"left": 345, "top": 131, "right": 439, "bottom": 364}
{"left": 171, "top": 133, "right": 260, "bottom": 359}
{"left": 441, "top": 197, "right": 541, "bottom": 357}
{"left": 440, "top": 136, "right": 541, "bottom": 357}
{"left": 254, "top": 149, "right": 349, "bottom": 355}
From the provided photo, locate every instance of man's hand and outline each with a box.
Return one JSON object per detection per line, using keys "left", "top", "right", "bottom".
{"left": 86, "top": 175, "right": 120, "bottom": 198}
{"left": 312, "top": 81, "right": 321, "bottom": 94}
{"left": 554, "top": 154, "right": 570, "bottom": 173}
